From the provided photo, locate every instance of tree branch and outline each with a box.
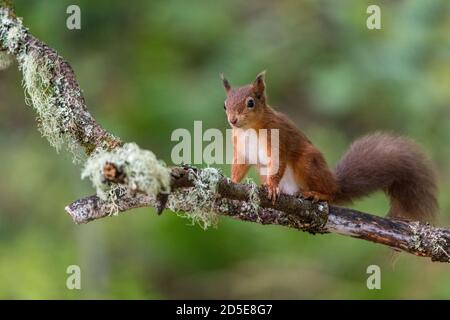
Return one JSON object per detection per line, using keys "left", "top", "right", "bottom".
{"left": 65, "top": 165, "right": 450, "bottom": 263}
{"left": 1, "top": 4, "right": 449, "bottom": 263}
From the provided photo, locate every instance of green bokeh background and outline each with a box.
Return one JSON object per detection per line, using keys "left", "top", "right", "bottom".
{"left": 0, "top": 0, "right": 449, "bottom": 299}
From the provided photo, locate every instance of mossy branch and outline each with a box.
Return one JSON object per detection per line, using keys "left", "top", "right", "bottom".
{"left": 66, "top": 187, "right": 450, "bottom": 263}
{"left": 1, "top": 4, "right": 449, "bottom": 263}
{"left": 0, "top": 6, "right": 121, "bottom": 158}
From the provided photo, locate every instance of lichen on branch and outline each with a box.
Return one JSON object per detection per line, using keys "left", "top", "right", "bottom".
{"left": 1, "top": 6, "right": 121, "bottom": 160}
{"left": 167, "top": 167, "right": 222, "bottom": 229}
{"left": 0, "top": 7, "right": 26, "bottom": 54}
{"left": 81, "top": 143, "right": 171, "bottom": 203}
{"left": 21, "top": 49, "right": 76, "bottom": 153}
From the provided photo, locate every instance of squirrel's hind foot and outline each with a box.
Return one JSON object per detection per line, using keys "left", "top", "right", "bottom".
{"left": 301, "top": 191, "right": 332, "bottom": 203}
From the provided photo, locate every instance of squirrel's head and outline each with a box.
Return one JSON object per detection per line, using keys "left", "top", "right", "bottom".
{"left": 221, "top": 71, "right": 267, "bottom": 129}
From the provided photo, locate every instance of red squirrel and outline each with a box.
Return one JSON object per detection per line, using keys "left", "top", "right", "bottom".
{"left": 221, "top": 71, "right": 438, "bottom": 221}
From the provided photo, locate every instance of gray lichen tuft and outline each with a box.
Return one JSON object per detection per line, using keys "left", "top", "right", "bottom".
{"left": 1, "top": 7, "right": 85, "bottom": 160}
{"left": 82, "top": 143, "right": 171, "bottom": 205}
{"left": 20, "top": 50, "right": 67, "bottom": 151}
{"left": 246, "top": 178, "right": 261, "bottom": 216}
{"left": 0, "top": 8, "right": 27, "bottom": 54}
{"left": 167, "top": 167, "right": 221, "bottom": 229}
{"left": 19, "top": 47, "right": 100, "bottom": 161}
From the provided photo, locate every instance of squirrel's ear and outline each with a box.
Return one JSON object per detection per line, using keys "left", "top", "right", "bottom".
{"left": 252, "top": 70, "right": 266, "bottom": 98}
{"left": 220, "top": 73, "right": 231, "bottom": 93}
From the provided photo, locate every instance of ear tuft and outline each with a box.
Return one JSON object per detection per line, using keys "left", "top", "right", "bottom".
{"left": 220, "top": 73, "right": 231, "bottom": 93}
{"left": 253, "top": 70, "right": 266, "bottom": 98}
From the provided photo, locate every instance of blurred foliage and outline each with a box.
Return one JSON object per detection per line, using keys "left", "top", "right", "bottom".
{"left": 0, "top": 0, "right": 449, "bottom": 299}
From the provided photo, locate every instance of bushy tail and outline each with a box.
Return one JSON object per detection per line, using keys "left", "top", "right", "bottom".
{"left": 334, "top": 133, "right": 438, "bottom": 221}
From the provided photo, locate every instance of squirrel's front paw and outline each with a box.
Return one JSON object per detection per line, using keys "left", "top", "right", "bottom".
{"left": 265, "top": 183, "right": 280, "bottom": 204}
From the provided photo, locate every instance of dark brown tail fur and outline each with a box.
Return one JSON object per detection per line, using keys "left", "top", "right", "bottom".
{"left": 334, "top": 133, "right": 438, "bottom": 221}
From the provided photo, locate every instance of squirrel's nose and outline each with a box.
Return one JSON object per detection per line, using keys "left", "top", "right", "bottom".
{"left": 230, "top": 118, "right": 238, "bottom": 125}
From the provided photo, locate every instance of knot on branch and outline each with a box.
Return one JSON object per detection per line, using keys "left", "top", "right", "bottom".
{"left": 82, "top": 143, "right": 171, "bottom": 204}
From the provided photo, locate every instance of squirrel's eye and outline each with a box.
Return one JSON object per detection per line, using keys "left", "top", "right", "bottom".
{"left": 246, "top": 98, "right": 255, "bottom": 108}
{"left": 223, "top": 103, "right": 227, "bottom": 110}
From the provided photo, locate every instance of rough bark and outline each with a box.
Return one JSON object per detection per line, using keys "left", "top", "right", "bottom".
{"left": 66, "top": 184, "right": 450, "bottom": 263}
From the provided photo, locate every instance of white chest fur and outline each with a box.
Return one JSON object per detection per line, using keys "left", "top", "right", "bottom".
{"left": 234, "top": 129, "right": 299, "bottom": 195}
{"left": 234, "top": 129, "right": 269, "bottom": 165}
{"left": 278, "top": 166, "right": 299, "bottom": 195}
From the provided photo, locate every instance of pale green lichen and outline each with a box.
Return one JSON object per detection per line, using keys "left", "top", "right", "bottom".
{"left": 1, "top": 8, "right": 67, "bottom": 152}
{"left": 1, "top": 8, "right": 85, "bottom": 161}
{"left": 21, "top": 50, "right": 66, "bottom": 150}
{"left": 410, "top": 222, "right": 423, "bottom": 251}
{"left": 0, "top": 8, "right": 27, "bottom": 54}
{"left": 4, "top": 24, "right": 22, "bottom": 51}
{"left": 167, "top": 167, "right": 221, "bottom": 229}
{"left": 19, "top": 49, "right": 86, "bottom": 162}
{"left": 0, "top": 50, "right": 12, "bottom": 69}
{"left": 81, "top": 143, "right": 171, "bottom": 204}
{"left": 246, "top": 178, "right": 260, "bottom": 210}
{"left": 245, "top": 178, "right": 261, "bottom": 222}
